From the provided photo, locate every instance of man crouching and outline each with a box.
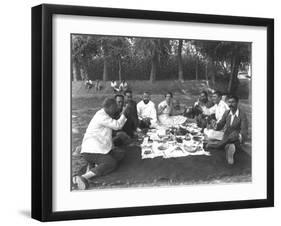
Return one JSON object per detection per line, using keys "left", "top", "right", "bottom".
{"left": 73, "top": 98, "right": 130, "bottom": 190}
{"left": 206, "top": 95, "right": 248, "bottom": 165}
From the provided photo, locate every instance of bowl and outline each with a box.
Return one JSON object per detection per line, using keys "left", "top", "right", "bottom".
{"left": 192, "top": 136, "right": 204, "bottom": 141}
{"left": 158, "top": 144, "right": 169, "bottom": 150}
{"left": 183, "top": 145, "right": 197, "bottom": 153}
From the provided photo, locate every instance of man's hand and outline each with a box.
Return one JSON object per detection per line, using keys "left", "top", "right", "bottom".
{"left": 159, "top": 105, "right": 167, "bottom": 113}
{"left": 122, "top": 105, "right": 130, "bottom": 118}
{"left": 227, "top": 131, "right": 240, "bottom": 142}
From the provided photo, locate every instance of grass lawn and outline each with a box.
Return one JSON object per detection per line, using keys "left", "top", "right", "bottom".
{"left": 71, "top": 81, "right": 252, "bottom": 190}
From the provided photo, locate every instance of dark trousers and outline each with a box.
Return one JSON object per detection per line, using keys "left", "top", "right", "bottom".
{"left": 112, "top": 131, "right": 131, "bottom": 146}
{"left": 207, "top": 131, "right": 242, "bottom": 151}
{"left": 82, "top": 147, "right": 125, "bottom": 177}
{"left": 139, "top": 119, "right": 151, "bottom": 129}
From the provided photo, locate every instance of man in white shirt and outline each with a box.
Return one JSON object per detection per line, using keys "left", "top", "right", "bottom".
{"left": 73, "top": 98, "right": 130, "bottom": 190}
{"left": 137, "top": 92, "right": 158, "bottom": 129}
{"left": 202, "top": 91, "right": 229, "bottom": 122}
{"left": 202, "top": 91, "right": 229, "bottom": 140}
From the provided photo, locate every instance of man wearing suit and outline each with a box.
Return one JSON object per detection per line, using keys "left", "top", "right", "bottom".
{"left": 206, "top": 95, "right": 248, "bottom": 164}
{"left": 123, "top": 90, "right": 139, "bottom": 137}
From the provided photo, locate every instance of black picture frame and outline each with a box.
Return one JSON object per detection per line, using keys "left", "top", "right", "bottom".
{"left": 31, "top": 3, "right": 274, "bottom": 222}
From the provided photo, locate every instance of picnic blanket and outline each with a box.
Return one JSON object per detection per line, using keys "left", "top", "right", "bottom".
{"left": 140, "top": 122, "right": 210, "bottom": 159}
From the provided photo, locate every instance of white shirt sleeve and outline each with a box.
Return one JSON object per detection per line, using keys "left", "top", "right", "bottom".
{"left": 158, "top": 101, "right": 165, "bottom": 112}
{"left": 202, "top": 104, "right": 216, "bottom": 115}
{"left": 150, "top": 103, "right": 158, "bottom": 124}
{"left": 215, "top": 101, "right": 229, "bottom": 122}
{"left": 137, "top": 102, "right": 142, "bottom": 120}
{"left": 100, "top": 114, "right": 127, "bottom": 130}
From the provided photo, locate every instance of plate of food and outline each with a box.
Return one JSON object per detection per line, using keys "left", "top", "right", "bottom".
{"left": 192, "top": 136, "right": 204, "bottom": 142}
{"left": 158, "top": 144, "right": 169, "bottom": 151}
{"left": 144, "top": 149, "right": 153, "bottom": 155}
{"left": 176, "top": 137, "right": 183, "bottom": 143}
{"left": 183, "top": 145, "right": 197, "bottom": 153}
{"left": 172, "top": 146, "right": 184, "bottom": 152}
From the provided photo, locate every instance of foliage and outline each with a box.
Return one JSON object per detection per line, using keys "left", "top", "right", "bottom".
{"left": 71, "top": 34, "right": 251, "bottom": 94}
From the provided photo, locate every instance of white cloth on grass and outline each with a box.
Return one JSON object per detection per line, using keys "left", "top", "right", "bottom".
{"left": 203, "top": 128, "right": 224, "bottom": 141}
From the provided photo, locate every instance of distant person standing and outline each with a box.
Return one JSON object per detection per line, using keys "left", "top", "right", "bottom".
{"left": 95, "top": 79, "right": 101, "bottom": 92}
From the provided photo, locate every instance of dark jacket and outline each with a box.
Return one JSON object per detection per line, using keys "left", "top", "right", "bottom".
{"left": 122, "top": 100, "right": 138, "bottom": 137}
{"left": 216, "top": 108, "right": 248, "bottom": 143}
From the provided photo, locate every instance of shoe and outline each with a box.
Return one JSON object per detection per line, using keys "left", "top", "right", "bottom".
{"left": 75, "top": 176, "right": 89, "bottom": 190}
{"left": 225, "top": 144, "right": 236, "bottom": 164}
{"left": 72, "top": 145, "right": 81, "bottom": 156}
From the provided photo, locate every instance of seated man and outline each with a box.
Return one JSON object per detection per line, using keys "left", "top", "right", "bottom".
{"left": 122, "top": 90, "right": 139, "bottom": 137}
{"left": 183, "top": 91, "right": 213, "bottom": 128}
{"left": 112, "top": 94, "right": 133, "bottom": 145}
{"left": 137, "top": 91, "right": 158, "bottom": 129}
{"left": 111, "top": 80, "right": 119, "bottom": 93}
{"left": 119, "top": 80, "right": 128, "bottom": 93}
{"left": 85, "top": 79, "right": 93, "bottom": 91}
{"left": 73, "top": 98, "right": 130, "bottom": 190}
{"left": 202, "top": 91, "right": 229, "bottom": 140}
{"left": 206, "top": 95, "right": 248, "bottom": 164}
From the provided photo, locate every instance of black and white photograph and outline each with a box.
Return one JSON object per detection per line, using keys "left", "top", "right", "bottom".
{"left": 71, "top": 34, "right": 252, "bottom": 191}
{"left": 29, "top": 3, "right": 274, "bottom": 222}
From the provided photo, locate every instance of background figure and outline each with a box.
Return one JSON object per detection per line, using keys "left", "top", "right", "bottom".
{"left": 119, "top": 80, "right": 129, "bottom": 93}
{"left": 111, "top": 80, "right": 119, "bottom": 93}
{"left": 85, "top": 79, "right": 93, "bottom": 92}
{"left": 95, "top": 79, "right": 102, "bottom": 92}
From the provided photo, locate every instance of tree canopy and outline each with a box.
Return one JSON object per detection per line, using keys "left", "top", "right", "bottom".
{"left": 71, "top": 34, "right": 251, "bottom": 94}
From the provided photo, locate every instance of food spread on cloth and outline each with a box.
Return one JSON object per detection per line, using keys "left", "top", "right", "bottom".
{"left": 140, "top": 122, "right": 210, "bottom": 159}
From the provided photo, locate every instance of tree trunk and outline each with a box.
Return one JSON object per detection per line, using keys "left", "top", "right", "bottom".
{"left": 103, "top": 57, "right": 109, "bottom": 82}
{"left": 118, "top": 57, "right": 122, "bottom": 81}
{"left": 178, "top": 40, "right": 183, "bottom": 81}
{"left": 150, "top": 48, "right": 158, "bottom": 82}
{"left": 205, "top": 62, "right": 209, "bottom": 87}
{"left": 228, "top": 53, "right": 240, "bottom": 94}
{"left": 72, "top": 61, "right": 78, "bottom": 81}
{"left": 195, "top": 58, "right": 198, "bottom": 80}
{"left": 211, "top": 62, "right": 216, "bottom": 87}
